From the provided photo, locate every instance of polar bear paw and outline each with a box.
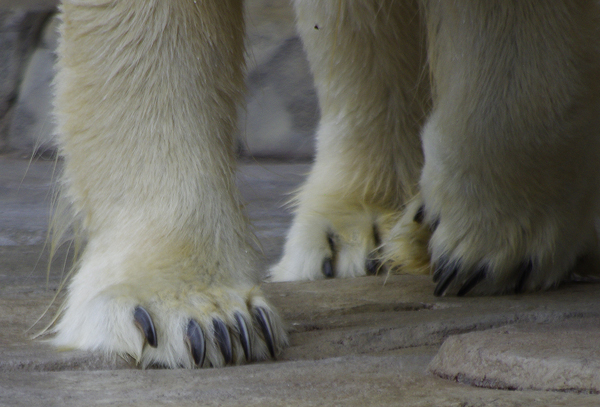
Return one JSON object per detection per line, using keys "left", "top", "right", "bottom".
{"left": 270, "top": 205, "right": 389, "bottom": 281}
{"left": 51, "top": 275, "right": 287, "bottom": 368}
{"left": 413, "top": 200, "right": 597, "bottom": 297}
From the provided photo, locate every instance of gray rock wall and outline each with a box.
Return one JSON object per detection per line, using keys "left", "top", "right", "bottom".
{"left": 7, "top": 12, "right": 57, "bottom": 157}
{"left": 241, "top": 0, "right": 318, "bottom": 158}
{"left": 0, "top": 8, "right": 54, "bottom": 153}
{"left": 0, "top": 0, "right": 318, "bottom": 159}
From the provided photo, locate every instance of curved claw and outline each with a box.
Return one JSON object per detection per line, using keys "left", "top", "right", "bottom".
{"left": 134, "top": 306, "right": 157, "bottom": 348}
{"left": 186, "top": 319, "right": 206, "bottom": 367}
{"left": 322, "top": 258, "right": 334, "bottom": 278}
{"left": 434, "top": 266, "right": 458, "bottom": 297}
{"left": 234, "top": 312, "right": 252, "bottom": 362}
{"left": 212, "top": 319, "right": 233, "bottom": 365}
{"left": 432, "top": 257, "right": 450, "bottom": 283}
{"left": 515, "top": 260, "right": 533, "bottom": 294}
{"left": 254, "top": 307, "right": 276, "bottom": 358}
{"left": 322, "top": 232, "right": 336, "bottom": 279}
{"left": 413, "top": 205, "right": 425, "bottom": 224}
{"left": 365, "top": 258, "right": 380, "bottom": 275}
{"left": 457, "top": 268, "right": 486, "bottom": 297}
{"left": 326, "top": 233, "right": 336, "bottom": 251}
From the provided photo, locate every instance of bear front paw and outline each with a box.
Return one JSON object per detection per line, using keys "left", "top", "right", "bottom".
{"left": 270, "top": 207, "right": 387, "bottom": 281}
{"left": 51, "top": 276, "right": 287, "bottom": 368}
{"left": 415, "top": 202, "right": 596, "bottom": 297}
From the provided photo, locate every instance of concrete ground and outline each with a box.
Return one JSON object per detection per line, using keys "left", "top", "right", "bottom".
{"left": 2, "top": 155, "right": 600, "bottom": 406}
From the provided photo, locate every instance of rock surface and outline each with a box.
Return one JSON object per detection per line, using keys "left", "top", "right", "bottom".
{"left": 0, "top": 8, "right": 53, "bottom": 153}
{"left": 1, "top": 0, "right": 318, "bottom": 159}
{"left": 430, "top": 319, "right": 600, "bottom": 393}
{"left": 7, "top": 13, "right": 59, "bottom": 157}
{"left": 1, "top": 156, "right": 600, "bottom": 406}
{"left": 240, "top": 0, "right": 318, "bottom": 158}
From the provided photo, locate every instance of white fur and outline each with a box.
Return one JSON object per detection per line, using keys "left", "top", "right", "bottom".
{"left": 51, "top": 0, "right": 286, "bottom": 368}
{"left": 418, "top": 0, "right": 600, "bottom": 293}
{"left": 271, "top": 0, "right": 429, "bottom": 281}
{"left": 273, "top": 0, "right": 600, "bottom": 294}
{"left": 51, "top": 0, "right": 600, "bottom": 368}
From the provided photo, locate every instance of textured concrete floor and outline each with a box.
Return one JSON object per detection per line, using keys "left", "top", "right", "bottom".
{"left": 2, "top": 156, "right": 600, "bottom": 406}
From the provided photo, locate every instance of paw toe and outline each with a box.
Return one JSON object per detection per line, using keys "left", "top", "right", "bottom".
{"left": 413, "top": 205, "right": 425, "bottom": 224}
{"left": 365, "top": 257, "right": 381, "bottom": 276}
{"left": 272, "top": 209, "right": 387, "bottom": 281}
{"left": 431, "top": 257, "right": 541, "bottom": 296}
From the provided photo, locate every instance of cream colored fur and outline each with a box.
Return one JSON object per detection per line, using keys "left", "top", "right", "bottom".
{"left": 51, "top": 0, "right": 286, "bottom": 368}
{"left": 417, "top": 1, "right": 600, "bottom": 293}
{"left": 271, "top": 0, "right": 430, "bottom": 281}
{"left": 51, "top": 0, "right": 600, "bottom": 368}
{"left": 272, "top": 0, "right": 600, "bottom": 293}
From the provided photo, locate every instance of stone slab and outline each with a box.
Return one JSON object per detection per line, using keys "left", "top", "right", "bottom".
{"left": 2, "top": 156, "right": 600, "bottom": 405}
{"left": 429, "top": 319, "right": 600, "bottom": 393}
{"left": 4, "top": 355, "right": 600, "bottom": 407}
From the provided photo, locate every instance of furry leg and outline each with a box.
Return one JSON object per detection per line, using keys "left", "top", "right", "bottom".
{"left": 51, "top": 0, "right": 286, "bottom": 368}
{"left": 271, "top": 0, "right": 430, "bottom": 281}
{"left": 417, "top": 0, "right": 600, "bottom": 295}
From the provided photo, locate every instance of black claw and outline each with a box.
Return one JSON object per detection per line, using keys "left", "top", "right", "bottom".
{"left": 413, "top": 205, "right": 425, "bottom": 224}
{"left": 322, "top": 257, "right": 335, "bottom": 278}
{"left": 457, "top": 267, "right": 487, "bottom": 297}
{"left": 432, "top": 257, "right": 450, "bottom": 283}
{"left": 323, "top": 232, "right": 336, "bottom": 278}
{"left": 186, "top": 319, "right": 206, "bottom": 367}
{"left": 134, "top": 306, "right": 157, "bottom": 348}
{"left": 434, "top": 266, "right": 458, "bottom": 297}
{"left": 365, "top": 258, "right": 380, "bottom": 275}
{"left": 372, "top": 224, "right": 381, "bottom": 247}
{"left": 365, "top": 224, "right": 382, "bottom": 275}
{"left": 254, "top": 307, "right": 276, "bottom": 358}
{"left": 234, "top": 313, "right": 252, "bottom": 362}
{"left": 213, "top": 319, "right": 233, "bottom": 365}
{"left": 326, "top": 232, "right": 335, "bottom": 251}
{"left": 515, "top": 260, "right": 533, "bottom": 294}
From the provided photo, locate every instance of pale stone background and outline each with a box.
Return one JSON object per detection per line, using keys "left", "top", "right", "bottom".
{"left": 0, "top": 0, "right": 318, "bottom": 159}
{"left": 0, "top": 1, "right": 56, "bottom": 154}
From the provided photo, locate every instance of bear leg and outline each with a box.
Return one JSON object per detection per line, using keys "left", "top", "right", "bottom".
{"left": 51, "top": 0, "right": 286, "bottom": 368}
{"left": 271, "top": 0, "right": 430, "bottom": 281}
{"left": 418, "top": 0, "right": 600, "bottom": 295}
